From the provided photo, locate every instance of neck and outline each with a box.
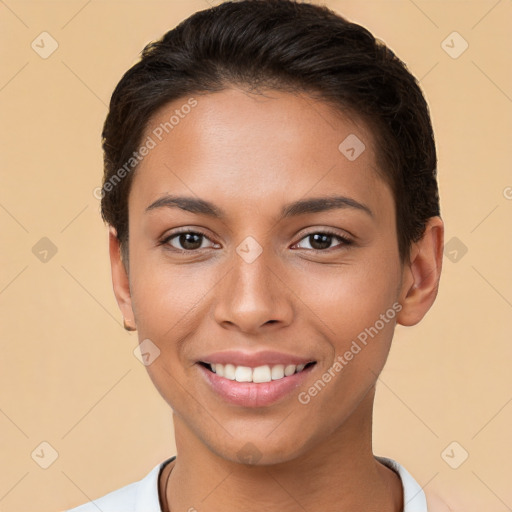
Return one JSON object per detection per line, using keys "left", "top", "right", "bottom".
{"left": 164, "top": 387, "right": 403, "bottom": 512}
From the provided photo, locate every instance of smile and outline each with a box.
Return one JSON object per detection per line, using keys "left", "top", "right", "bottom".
{"left": 200, "top": 362, "right": 316, "bottom": 383}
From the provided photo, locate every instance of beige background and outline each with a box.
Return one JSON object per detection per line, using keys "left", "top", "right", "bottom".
{"left": 1, "top": 0, "right": 511, "bottom": 510}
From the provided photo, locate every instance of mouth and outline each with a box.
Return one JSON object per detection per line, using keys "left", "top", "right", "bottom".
{"left": 196, "top": 358, "right": 317, "bottom": 408}
{"left": 198, "top": 361, "right": 317, "bottom": 383}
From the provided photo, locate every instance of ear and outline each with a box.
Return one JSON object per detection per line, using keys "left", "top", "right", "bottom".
{"left": 108, "top": 226, "right": 136, "bottom": 330}
{"left": 396, "top": 216, "right": 444, "bottom": 326}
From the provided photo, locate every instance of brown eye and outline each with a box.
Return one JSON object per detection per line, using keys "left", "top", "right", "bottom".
{"left": 162, "top": 231, "right": 217, "bottom": 251}
{"left": 294, "top": 231, "right": 353, "bottom": 252}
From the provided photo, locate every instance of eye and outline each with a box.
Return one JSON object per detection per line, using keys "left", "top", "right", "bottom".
{"left": 159, "top": 229, "right": 353, "bottom": 253}
{"left": 160, "top": 230, "right": 218, "bottom": 251}
{"left": 293, "top": 231, "right": 353, "bottom": 252}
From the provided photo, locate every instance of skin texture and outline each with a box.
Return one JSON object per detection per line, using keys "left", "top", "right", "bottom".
{"left": 109, "top": 88, "right": 444, "bottom": 511}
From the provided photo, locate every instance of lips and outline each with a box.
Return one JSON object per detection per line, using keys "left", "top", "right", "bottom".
{"left": 196, "top": 350, "right": 317, "bottom": 407}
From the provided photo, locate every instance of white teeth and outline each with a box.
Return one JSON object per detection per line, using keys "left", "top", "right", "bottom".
{"left": 206, "top": 362, "right": 311, "bottom": 382}
{"left": 224, "top": 363, "right": 236, "bottom": 380}
{"left": 271, "top": 364, "right": 285, "bottom": 380}
{"left": 235, "top": 366, "right": 253, "bottom": 382}
{"left": 252, "top": 365, "right": 272, "bottom": 383}
{"left": 284, "top": 364, "right": 296, "bottom": 376}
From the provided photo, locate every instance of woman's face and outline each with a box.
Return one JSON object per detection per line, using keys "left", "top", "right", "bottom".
{"left": 112, "top": 88, "right": 417, "bottom": 464}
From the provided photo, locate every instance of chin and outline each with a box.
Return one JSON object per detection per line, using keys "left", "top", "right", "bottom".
{"left": 210, "top": 434, "right": 311, "bottom": 467}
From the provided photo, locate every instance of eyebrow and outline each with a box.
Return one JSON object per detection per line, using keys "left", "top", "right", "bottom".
{"left": 145, "top": 194, "right": 373, "bottom": 219}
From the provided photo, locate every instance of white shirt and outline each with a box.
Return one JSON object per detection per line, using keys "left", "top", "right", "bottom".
{"left": 66, "top": 455, "right": 432, "bottom": 512}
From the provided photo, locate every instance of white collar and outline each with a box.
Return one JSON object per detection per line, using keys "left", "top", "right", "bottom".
{"left": 67, "top": 455, "right": 428, "bottom": 512}
{"left": 376, "top": 455, "right": 428, "bottom": 511}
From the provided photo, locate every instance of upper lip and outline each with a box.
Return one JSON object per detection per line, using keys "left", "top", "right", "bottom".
{"left": 198, "top": 350, "right": 316, "bottom": 367}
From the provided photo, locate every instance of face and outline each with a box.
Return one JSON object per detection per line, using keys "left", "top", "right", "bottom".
{"left": 110, "top": 87, "right": 435, "bottom": 465}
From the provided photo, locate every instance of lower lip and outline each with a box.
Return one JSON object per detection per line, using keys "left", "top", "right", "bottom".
{"left": 198, "top": 364, "right": 315, "bottom": 408}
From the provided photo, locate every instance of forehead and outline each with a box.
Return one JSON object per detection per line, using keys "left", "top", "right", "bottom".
{"left": 129, "top": 88, "right": 392, "bottom": 221}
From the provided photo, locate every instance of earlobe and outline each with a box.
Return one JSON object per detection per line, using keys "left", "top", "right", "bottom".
{"left": 108, "top": 226, "right": 136, "bottom": 330}
{"left": 396, "top": 216, "right": 444, "bottom": 327}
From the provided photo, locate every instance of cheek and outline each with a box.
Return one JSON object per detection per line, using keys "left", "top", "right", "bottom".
{"left": 294, "top": 255, "right": 401, "bottom": 394}
{"left": 296, "top": 257, "right": 400, "bottom": 332}
{"left": 128, "top": 262, "right": 209, "bottom": 409}
{"left": 296, "top": 270, "right": 400, "bottom": 432}
{"left": 129, "top": 252, "right": 213, "bottom": 336}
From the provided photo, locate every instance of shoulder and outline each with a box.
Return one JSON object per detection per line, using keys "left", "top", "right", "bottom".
{"left": 66, "top": 480, "right": 139, "bottom": 512}
{"left": 65, "top": 457, "right": 175, "bottom": 512}
{"left": 375, "top": 455, "right": 452, "bottom": 512}
{"left": 376, "top": 455, "right": 428, "bottom": 511}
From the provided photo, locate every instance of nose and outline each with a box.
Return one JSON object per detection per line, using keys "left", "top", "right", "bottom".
{"left": 213, "top": 246, "right": 293, "bottom": 334}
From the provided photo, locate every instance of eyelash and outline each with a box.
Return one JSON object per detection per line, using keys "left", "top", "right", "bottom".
{"left": 159, "top": 228, "right": 353, "bottom": 253}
